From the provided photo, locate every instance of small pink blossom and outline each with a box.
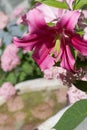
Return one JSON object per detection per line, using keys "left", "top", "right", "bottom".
{"left": 0, "top": 82, "right": 16, "bottom": 100}
{"left": 13, "top": 7, "right": 24, "bottom": 18}
{"left": 0, "top": 12, "right": 9, "bottom": 29}
{"left": 67, "top": 85, "right": 87, "bottom": 104}
{"left": 1, "top": 44, "right": 20, "bottom": 72}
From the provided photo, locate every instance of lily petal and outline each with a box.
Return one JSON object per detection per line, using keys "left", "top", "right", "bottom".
{"left": 71, "top": 35, "right": 87, "bottom": 56}
{"left": 36, "top": 3, "right": 65, "bottom": 23}
{"left": 59, "top": 38, "right": 75, "bottom": 72}
{"left": 26, "top": 8, "right": 48, "bottom": 33}
{"left": 14, "top": 33, "right": 40, "bottom": 51}
{"left": 32, "top": 42, "right": 55, "bottom": 70}
{"left": 59, "top": 11, "right": 80, "bottom": 31}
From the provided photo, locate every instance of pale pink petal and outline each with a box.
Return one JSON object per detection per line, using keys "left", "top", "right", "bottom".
{"left": 59, "top": 11, "right": 80, "bottom": 31}
{"left": 66, "top": 0, "right": 74, "bottom": 9}
{"left": 36, "top": 3, "right": 65, "bottom": 23}
{"left": 84, "top": 27, "right": 87, "bottom": 33}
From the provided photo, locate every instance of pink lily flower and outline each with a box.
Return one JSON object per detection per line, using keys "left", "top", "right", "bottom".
{"left": 14, "top": 9, "right": 57, "bottom": 70}
{"left": 13, "top": 7, "right": 87, "bottom": 72}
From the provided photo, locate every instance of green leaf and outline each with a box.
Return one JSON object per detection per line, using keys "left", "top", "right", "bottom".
{"left": 36, "top": 0, "right": 69, "bottom": 9}
{"left": 20, "top": 25, "right": 26, "bottom": 31}
{"left": 76, "top": 57, "right": 87, "bottom": 68}
{"left": 54, "top": 100, "right": 87, "bottom": 130}
{"left": 19, "top": 72, "right": 26, "bottom": 81}
{"left": 22, "top": 62, "right": 33, "bottom": 74}
{"left": 74, "top": 0, "right": 87, "bottom": 9}
{"left": 6, "top": 72, "right": 16, "bottom": 84}
{"left": 17, "top": 49, "right": 23, "bottom": 59}
{"left": 74, "top": 80, "right": 87, "bottom": 92}
{"left": 47, "top": 22, "right": 55, "bottom": 27}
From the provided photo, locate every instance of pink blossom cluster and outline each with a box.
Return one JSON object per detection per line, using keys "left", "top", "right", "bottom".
{"left": 44, "top": 66, "right": 79, "bottom": 86}
{"left": 44, "top": 67, "right": 67, "bottom": 79}
{"left": 67, "top": 85, "right": 87, "bottom": 104}
{"left": 13, "top": 1, "right": 87, "bottom": 72}
{"left": 1, "top": 44, "right": 20, "bottom": 72}
{"left": 0, "top": 82, "right": 16, "bottom": 100}
{"left": 0, "top": 12, "right": 9, "bottom": 30}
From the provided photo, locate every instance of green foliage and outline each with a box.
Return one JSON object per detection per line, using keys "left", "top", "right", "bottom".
{"left": 74, "top": 80, "right": 87, "bottom": 92}
{"left": 73, "top": 0, "right": 87, "bottom": 9}
{"left": 54, "top": 100, "right": 87, "bottom": 130}
{"left": 36, "top": 0, "right": 69, "bottom": 9}
{"left": 76, "top": 57, "right": 87, "bottom": 68}
{"left": 6, "top": 72, "right": 17, "bottom": 84}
